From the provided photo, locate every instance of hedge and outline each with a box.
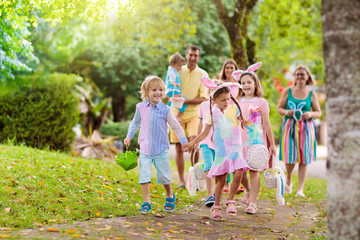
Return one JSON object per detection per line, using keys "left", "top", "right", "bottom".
{"left": 100, "top": 122, "right": 139, "bottom": 151}
{"left": 0, "top": 73, "right": 80, "bottom": 151}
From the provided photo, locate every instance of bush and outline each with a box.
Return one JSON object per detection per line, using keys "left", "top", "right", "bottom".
{"left": 0, "top": 73, "right": 80, "bottom": 151}
{"left": 100, "top": 122, "right": 139, "bottom": 151}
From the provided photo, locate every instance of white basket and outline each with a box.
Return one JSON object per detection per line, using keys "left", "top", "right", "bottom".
{"left": 264, "top": 168, "right": 278, "bottom": 189}
{"left": 191, "top": 150, "right": 206, "bottom": 180}
{"left": 170, "top": 95, "right": 185, "bottom": 109}
{"left": 246, "top": 144, "right": 270, "bottom": 170}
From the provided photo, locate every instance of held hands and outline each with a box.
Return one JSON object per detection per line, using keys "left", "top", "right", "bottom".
{"left": 182, "top": 142, "right": 194, "bottom": 152}
{"left": 124, "top": 137, "right": 131, "bottom": 148}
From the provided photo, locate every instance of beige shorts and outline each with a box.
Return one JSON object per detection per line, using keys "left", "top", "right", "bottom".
{"left": 170, "top": 116, "right": 200, "bottom": 143}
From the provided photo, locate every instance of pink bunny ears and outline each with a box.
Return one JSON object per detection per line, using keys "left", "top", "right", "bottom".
{"left": 201, "top": 76, "right": 242, "bottom": 98}
{"left": 232, "top": 62, "right": 262, "bottom": 81}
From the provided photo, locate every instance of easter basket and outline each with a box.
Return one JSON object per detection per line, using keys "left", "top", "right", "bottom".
{"left": 245, "top": 144, "right": 270, "bottom": 170}
{"left": 191, "top": 150, "right": 206, "bottom": 180}
{"left": 263, "top": 158, "right": 286, "bottom": 205}
{"left": 114, "top": 149, "right": 138, "bottom": 171}
{"left": 169, "top": 95, "right": 185, "bottom": 109}
{"left": 169, "top": 88, "right": 185, "bottom": 109}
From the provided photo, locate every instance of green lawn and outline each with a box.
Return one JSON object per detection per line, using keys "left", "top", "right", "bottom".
{"left": 0, "top": 144, "right": 326, "bottom": 230}
{"left": 0, "top": 144, "right": 201, "bottom": 229}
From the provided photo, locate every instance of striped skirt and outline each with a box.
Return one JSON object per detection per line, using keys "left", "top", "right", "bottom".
{"left": 279, "top": 118, "right": 317, "bottom": 165}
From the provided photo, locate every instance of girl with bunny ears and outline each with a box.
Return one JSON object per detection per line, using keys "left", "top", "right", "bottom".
{"left": 182, "top": 78, "right": 249, "bottom": 221}
{"left": 232, "top": 62, "right": 277, "bottom": 214}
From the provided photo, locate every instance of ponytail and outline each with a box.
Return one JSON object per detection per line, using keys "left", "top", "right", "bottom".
{"left": 209, "top": 98, "right": 214, "bottom": 132}
{"left": 230, "top": 96, "right": 247, "bottom": 129}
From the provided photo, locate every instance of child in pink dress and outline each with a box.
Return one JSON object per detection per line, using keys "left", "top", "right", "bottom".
{"left": 232, "top": 63, "right": 277, "bottom": 214}
{"left": 183, "top": 77, "right": 249, "bottom": 221}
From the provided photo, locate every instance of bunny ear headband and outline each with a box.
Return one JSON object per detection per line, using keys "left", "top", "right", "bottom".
{"left": 201, "top": 76, "right": 242, "bottom": 98}
{"left": 232, "top": 62, "right": 262, "bottom": 81}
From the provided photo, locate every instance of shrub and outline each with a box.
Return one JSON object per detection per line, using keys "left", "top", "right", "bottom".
{"left": 100, "top": 122, "right": 139, "bottom": 151}
{"left": 0, "top": 73, "right": 80, "bottom": 151}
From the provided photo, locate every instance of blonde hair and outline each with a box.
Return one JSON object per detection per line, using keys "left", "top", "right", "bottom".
{"left": 169, "top": 52, "right": 185, "bottom": 66}
{"left": 219, "top": 59, "right": 238, "bottom": 81}
{"left": 294, "top": 65, "right": 315, "bottom": 85}
{"left": 140, "top": 75, "right": 165, "bottom": 101}
{"left": 238, "top": 72, "right": 263, "bottom": 98}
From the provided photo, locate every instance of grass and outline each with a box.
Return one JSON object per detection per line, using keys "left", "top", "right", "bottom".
{"left": 0, "top": 144, "right": 201, "bottom": 229}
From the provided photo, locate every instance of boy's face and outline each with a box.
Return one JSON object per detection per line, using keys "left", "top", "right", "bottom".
{"left": 173, "top": 62, "right": 183, "bottom": 72}
{"left": 148, "top": 86, "right": 164, "bottom": 105}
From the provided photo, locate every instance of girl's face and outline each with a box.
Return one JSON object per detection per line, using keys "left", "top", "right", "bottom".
{"left": 213, "top": 92, "right": 231, "bottom": 111}
{"left": 240, "top": 75, "right": 256, "bottom": 97}
{"left": 147, "top": 85, "right": 164, "bottom": 105}
{"left": 295, "top": 69, "right": 308, "bottom": 86}
{"left": 224, "top": 63, "right": 236, "bottom": 81}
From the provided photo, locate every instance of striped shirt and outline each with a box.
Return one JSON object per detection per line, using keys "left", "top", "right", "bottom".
{"left": 126, "top": 100, "right": 188, "bottom": 155}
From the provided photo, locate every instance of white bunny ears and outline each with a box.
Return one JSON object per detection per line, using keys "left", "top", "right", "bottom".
{"left": 232, "top": 62, "right": 262, "bottom": 81}
{"left": 201, "top": 76, "right": 242, "bottom": 98}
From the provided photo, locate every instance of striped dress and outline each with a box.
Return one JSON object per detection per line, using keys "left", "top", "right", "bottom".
{"left": 279, "top": 88, "right": 317, "bottom": 165}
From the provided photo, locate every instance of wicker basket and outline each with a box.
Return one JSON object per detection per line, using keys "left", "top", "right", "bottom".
{"left": 245, "top": 144, "right": 270, "bottom": 170}
{"left": 264, "top": 168, "right": 278, "bottom": 189}
{"left": 170, "top": 95, "right": 185, "bottom": 109}
{"left": 191, "top": 150, "right": 206, "bottom": 180}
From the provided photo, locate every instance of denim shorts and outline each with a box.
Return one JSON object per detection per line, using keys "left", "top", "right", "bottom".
{"left": 139, "top": 149, "right": 171, "bottom": 185}
{"left": 200, "top": 144, "right": 215, "bottom": 172}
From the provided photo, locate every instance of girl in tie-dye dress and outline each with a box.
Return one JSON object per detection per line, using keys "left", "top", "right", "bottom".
{"left": 183, "top": 77, "right": 249, "bottom": 221}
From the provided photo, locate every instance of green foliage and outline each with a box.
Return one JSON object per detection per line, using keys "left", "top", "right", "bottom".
{"left": 250, "top": 0, "right": 324, "bottom": 82}
{"left": 0, "top": 144, "right": 201, "bottom": 229}
{"left": 0, "top": 1, "right": 38, "bottom": 80}
{"left": 0, "top": 73, "right": 80, "bottom": 151}
{"left": 185, "top": 0, "right": 232, "bottom": 77}
{"left": 100, "top": 122, "right": 139, "bottom": 151}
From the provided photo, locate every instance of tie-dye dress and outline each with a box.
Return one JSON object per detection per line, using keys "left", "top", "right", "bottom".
{"left": 279, "top": 88, "right": 317, "bottom": 165}
{"left": 206, "top": 104, "right": 249, "bottom": 178}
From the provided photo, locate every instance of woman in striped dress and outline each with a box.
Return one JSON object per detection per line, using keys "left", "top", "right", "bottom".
{"left": 277, "top": 65, "right": 322, "bottom": 197}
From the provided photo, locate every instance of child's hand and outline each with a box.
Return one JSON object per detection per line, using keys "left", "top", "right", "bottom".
{"left": 170, "top": 81, "right": 181, "bottom": 87}
{"left": 269, "top": 145, "right": 277, "bottom": 156}
{"left": 182, "top": 142, "right": 192, "bottom": 152}
{"left": 194, "top": 143, "right": 200, "bottom": 151}
{"left": 124, "top": 137, "right": 131, "bottom": 148}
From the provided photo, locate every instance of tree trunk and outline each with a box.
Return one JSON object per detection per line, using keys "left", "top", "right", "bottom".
{"left": 322, "top": 0, "right": 360, "bottom": 239}
{"left": 112, "top": 95, "right": 127, "bottom": 122}
{"left": 211, "top": 0, "right": 258, "bottom": 69}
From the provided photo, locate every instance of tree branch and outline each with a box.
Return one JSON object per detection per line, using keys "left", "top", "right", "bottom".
{"left": 234, "top": 0, "right": 247, "bottom": 23}
{"left": 211, "top": 0, "right": 229, "bottom": 25}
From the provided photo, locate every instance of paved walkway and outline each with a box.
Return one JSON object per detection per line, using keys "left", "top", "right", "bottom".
{"left": 169, "top": 144, "right": 327, "bottom": 179}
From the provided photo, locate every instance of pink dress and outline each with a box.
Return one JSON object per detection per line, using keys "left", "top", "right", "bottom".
{"left": 205, "top": 104, "right": 249, "bottom": 178}
{"left": 239, "top": 97, "right": 270, "bottom": 171}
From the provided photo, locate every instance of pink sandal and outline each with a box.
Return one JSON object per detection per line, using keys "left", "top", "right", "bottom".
{"left": 242, "top": 190, "right": 250, "bottom": 207}
{"left": 225, "top": 199, "right": 237, "bottom": 216}
{"left": 244, "top": 203, "right": 258, "bottom": 214}
{"left": 210, "top": 205, "right": 223, "bottom": 221}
